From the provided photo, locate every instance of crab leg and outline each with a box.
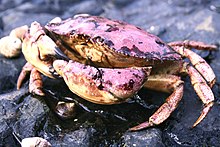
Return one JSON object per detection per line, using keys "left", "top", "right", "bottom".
{"left": 129, "top": 64, "right": 215, "bottom": 131}
{"left": 29, "top": 68, "right": 44, "bottom": 96}
{"left": 168, "top": 43, "right": 216, "bottom": 127}
{"left": 168, "top": 40, "right": 217, "bottom": 51}
{"left": 17, "top": 62, "right": 44, "bottom": 96}
{"left": 169, "top": 43, "right": 216, "bottom": 87}
{"left": 17, "top": 62, "right": 34, "bottom": 90}
{"left": 183, "top": 63, "right": 214, "bottom": 127}
{"left": 129, "top": 75, "right": 184, "bottom": 131}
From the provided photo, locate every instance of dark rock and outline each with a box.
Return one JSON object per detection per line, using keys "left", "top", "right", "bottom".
{"left": 0, "top": 17, "right": 3, "bottom": 30}
{"left": 0, "top": 57, "right": 26, "bottom": 94}
{"left": 166, "top": 0, "right": 212, "bottom": 7}
{"left": 163, "top": 80, "right": 220, "bottom": 146}
{"left": 62, "top": 0, "right": 104, "bottom": 19}
{"left": 48, "top": 127, "right": 98, "bottom": 146}
{"left": 0, "top": 88, "right": 28, "bottom": 146}
{"left": 111, "top": 0, "right": 134, "bottom": 7}
{"left": 0, "top": 0, "right": 26, "bottom": 11}
{"left": 0, "top": 88, "right": 50, "bottom": 146}
{"left": 122, "top": 128, "right": 164, "bottom": 147}
{"left": 1, "top": 11, "right": 57, "bottom": 35}
{"left": 13, "top": 95, "right": 49, "bottom": 138}
{"left": 0, "top": 17, "right": 4, "bottom": 38}
{"left": 15, "top": 2, "right": 62, "bottom": 15}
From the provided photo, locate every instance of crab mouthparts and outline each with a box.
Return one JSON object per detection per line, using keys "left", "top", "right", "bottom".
{"left": 54, "top": 47, "right": 69, "bottom": 61}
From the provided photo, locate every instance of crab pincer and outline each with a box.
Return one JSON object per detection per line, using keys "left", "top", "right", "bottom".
{"left": 53, "top": 60, "right": 151, "bottom": 104}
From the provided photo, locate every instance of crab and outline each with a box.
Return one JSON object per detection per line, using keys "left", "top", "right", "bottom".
{"left": 0, "top": 14, "right": 217, "bottom": 131}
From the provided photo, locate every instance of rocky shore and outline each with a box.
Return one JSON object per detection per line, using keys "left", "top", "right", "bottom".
{"left": 0, "top": 0, "right": 220, "bottom": 146}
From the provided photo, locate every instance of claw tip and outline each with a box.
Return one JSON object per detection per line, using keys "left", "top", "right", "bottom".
{"left": 129, "top": 121, "right": 154, "bottom": 131}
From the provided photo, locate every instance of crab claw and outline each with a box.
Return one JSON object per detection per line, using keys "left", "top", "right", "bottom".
{"left": 54, "top": 46, "right": 69, "bottom": 61}
{"left": 21, "top": 22, "right": 69, "bottom": 78}
{"left": 29, "top": 22, "right": 62, "bottom": 60}
{"left": 53, "top": 60, "right": 151, "bottom": 104}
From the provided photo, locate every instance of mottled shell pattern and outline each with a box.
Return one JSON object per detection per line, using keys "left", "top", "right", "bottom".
{"left": 45, "top": 15, "right": 181, "bottom": 67}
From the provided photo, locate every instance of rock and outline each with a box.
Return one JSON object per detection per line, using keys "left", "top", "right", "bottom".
{"left": 122, "top": 128, "right": 164, "bottom": 147}
{"left": 0, "top": 88, "right": 28, "bottom": 146}
{"left": 0, "top": 88, "right": 50, "bottom": 145}
{"left": 62, "top": 0, "right": 104, "bottom": 19}
{"left": 167, "top": 0, "right": 212, "bottom": 7}
{"left": 112, "top": 0, "right": 134, "bottom": 7}
{"left": 0, "top": 17, "right": 3, "bottom": 30}
{"left": 1, "top": 11, "right": 57, "bottom": 35}
{"left": 0, "top": 17, "right": 4, "bottom": 38}
{"left": 13, "top": 95, "right": 49, "bottom": 138}
{"left": 0, "top": 0, "right": 26, "bottom": 11}
{"left": 49, "top": 127, "right": 97, "bottom": 146}
{"left": 0, "top": 57, "right": 26, "bottom": 94}
{"left": 163, "top": 80, "right": 220, "bottom": 146}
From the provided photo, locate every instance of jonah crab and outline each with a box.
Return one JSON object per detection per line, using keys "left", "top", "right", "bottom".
{"left": 0, "top": 14, "right": 217, "bottom": 131}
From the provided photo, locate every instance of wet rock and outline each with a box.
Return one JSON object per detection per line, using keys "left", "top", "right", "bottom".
{"left": 48, "top": 127, "right": 97, "bottom": 146}
{"left": 0, "top": 17, "right": 3, "bottom": 30}
{"left": 163, "top": 80, "right": 220, "bottom": 146}
{"left": 101, "top": 4, "right": 124, "bottom": 21}
{"left": 0, "top": 88, "right": 28, "bottom": 146}
{"left": 112, "top": 0, "right": 134, "bottom": 7}
{"left": 62, "top": 0, "right": 104, "bottom": 19}
{"left": 167, "top": 0, "right": 212, "bottom": 7}
{"left": 14, "top": 2, "right": 59, "bottom": 14}
{"left": 1, "top": 11, "right": 57, "bottom": 35}
{"left": 0, "top": 0, "right": 26, "bottom": 11}
{"left": 0, "top": 57, "right": 25, "bottom": 94}
{"left": 122, "top": 128, "right": 164, "bottom": 147}
{"left": 176, "top": 9, "right": 217, "bottom": 43}
{"left": 13, "top": 95, "right": 49, "bottom": 138}
{"left": 0, "top": 88, "right": 50, "bottom": 145}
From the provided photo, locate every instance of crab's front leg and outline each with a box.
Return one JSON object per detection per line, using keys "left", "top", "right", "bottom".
{"left": 129, "top": 75, "right": 184, "bottom": 131}
{"left": 20, "top": 22, "right": 68, "bottom": 79}
{"left": 15, "top": 21, "right": 67, "bottom": 96}
{"left": 17, "top": 62, "right": 44, "bottom": 96}
{"left": 28, "top": 22, "right": 68, "bottom": 61}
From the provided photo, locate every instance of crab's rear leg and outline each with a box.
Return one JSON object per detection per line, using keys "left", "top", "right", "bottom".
{"left": 170, "top": 45, "right": 215, "bottom": 127}
{"left": 182, "top": 63, "right": 214, "bottom": 127}
{"left": 169, "top": 41, "right": 217, "bottom": 127}
{"left": 17, "top": 62, "right": 44, "bottom": 96}
{"left": 168, "top": 40, "right": 217, "bottom": 51}
{"left": 129, "top": 75, "right": 184, "bottom": 131}
{"left": 169, "top": 41, "right": 217, "bottom": 87}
